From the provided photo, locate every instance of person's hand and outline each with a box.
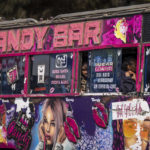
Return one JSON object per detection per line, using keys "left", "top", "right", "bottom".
{"left": 57, "top": 126, "right": 66, "bottom": 144}
{"left": 38, "top": 122, "right": 44, "bottom": 141}
{"left": 125, "top": 71, "right": 136, "bottom": 81}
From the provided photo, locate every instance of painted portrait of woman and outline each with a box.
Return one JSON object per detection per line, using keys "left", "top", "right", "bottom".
{"left": 36, "top": 98, "right": 75, "bottom": 150}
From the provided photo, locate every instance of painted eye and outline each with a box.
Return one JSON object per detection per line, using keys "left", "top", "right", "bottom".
{"left": 50, "top": 122, "right": 55, "bottom": 127}
{"left": 44, "top": 118, "right": 47, "bottom": 123}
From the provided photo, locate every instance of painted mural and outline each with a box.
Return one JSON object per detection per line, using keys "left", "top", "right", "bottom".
{"left": 0, "top": 15, "right": 142, "bottom": 54}
{"left": 0, "top": 12, "right": 149, "bottom": 150}
{"left": 0, "top": 96, "right": 149, "bottom": 150}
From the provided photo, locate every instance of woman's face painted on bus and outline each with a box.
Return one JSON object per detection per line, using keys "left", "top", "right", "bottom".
{"left": 43, "top": 106, "right": 55, "bottom": 145}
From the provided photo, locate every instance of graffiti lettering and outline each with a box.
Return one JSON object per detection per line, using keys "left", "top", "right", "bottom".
{"left": 54, "top": 21, "right": 102, "bottom": 48}
{"left": 0, "top": 26, "right": 48, "bottom": 53}
{"left": 112, "top": 99, "right": 149, "bottom": 120}
{"left": 7, "top": 114, "right": 32, "bottom": 150}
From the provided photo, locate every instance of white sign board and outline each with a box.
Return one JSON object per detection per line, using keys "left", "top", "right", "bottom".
{"left": 112, "top": 99, "right": 150, "bottom": 120}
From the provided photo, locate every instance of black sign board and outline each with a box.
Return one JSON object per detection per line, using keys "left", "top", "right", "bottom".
{"left": 89, "top": 49, "right": 121, "bottom": 93}
{"left": 1, "top": 56, "right": 25, "bottom": 94}
{"left": 49, "top": 53, "right": 73, "bottom": 93}
{"left": 30, "top": 55, "right": 50, "bottom": 94}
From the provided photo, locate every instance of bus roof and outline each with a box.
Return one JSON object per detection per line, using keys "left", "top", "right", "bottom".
{"left": 0, "top": 3, "right": 150, "bottom": 29}
{"left": 52, "top": 3, "right": 150, "bottom": 23}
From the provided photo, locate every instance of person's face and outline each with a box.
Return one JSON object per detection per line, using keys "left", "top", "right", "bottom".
{"left": 82, "top": 63, "right": 88, "bottom": 78}
{"left": 43, "top": 106, "right": 56, "bottom": 145}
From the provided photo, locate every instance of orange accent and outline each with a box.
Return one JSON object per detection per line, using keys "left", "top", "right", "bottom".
{"left": 140, "top": 128, "right": 149, "bottom": 142}
{"left": 123, "top": 120, "right": 137, "bottom": 138}
{"left": 34, "top": 87, "right": 46, "bottom": 91}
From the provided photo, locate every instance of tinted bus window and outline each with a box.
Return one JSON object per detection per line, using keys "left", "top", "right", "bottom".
{"left": 90, "top": 49, "right": 121, "bottom": 93}
{"left": 0, "top": 56, "right": 25, "bottom": 94}
{"left": 29, "top": 55, "right": 50, "bottom": 94}
{"left": 29, "top": 53, "right": 73, "bottom": 94}
{"left": 49, "top": 53, "right": 73, "bottom": 93}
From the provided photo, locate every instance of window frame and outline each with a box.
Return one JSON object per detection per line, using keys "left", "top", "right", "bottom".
{"left": 0, "top": 49, "right": 77, "bottom": 98}
{"left": 76, "top": 44, "right": 140, "bottom": 95}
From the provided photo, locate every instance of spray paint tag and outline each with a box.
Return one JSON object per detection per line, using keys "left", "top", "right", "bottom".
{"left": 37, "top": 65, "right": 45, "bottom": 83}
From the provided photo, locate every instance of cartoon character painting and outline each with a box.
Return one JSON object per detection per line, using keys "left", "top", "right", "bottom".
{"left": 36, "top": 98, "right": 75, "bottom": 150}
{"left": 114, "top": 18, "right": 128, "bottom": 43}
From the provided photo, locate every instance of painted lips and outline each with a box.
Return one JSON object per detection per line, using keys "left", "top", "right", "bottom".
{"left": 92, "top": 102, "right": 108, "bottom": 128}
{"left": 45, "top": 135, "right": 51, "bottom": 141}
{"left": 64, "top": 116, "right": 80, "bottom": 143}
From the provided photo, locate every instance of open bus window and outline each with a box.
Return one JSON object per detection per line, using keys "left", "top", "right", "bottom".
{"left": 80, "top": 49, "right": 121, "bottom": 93}
{"left": 80, "top": 48, "right": 137, "bottom": 94}
{"left": 0, "top": 56, "right": 25, "bottom": 95}
{"left": 80, "top": 52, "right": 89, "bottom": 93}
{"left": 120, "top": 48, "right": 137, "bottom": 93}
{"left": 29, "top": 53, "right": 73, "bottom": 94}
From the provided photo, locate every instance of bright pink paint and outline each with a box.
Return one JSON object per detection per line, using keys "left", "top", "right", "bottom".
{"left": 0, "top": 15, "right": 143, "bottom": 96}
{"left": 95, "top": 66, "right": 113, "bottom": 72}
{"left": 7, "top": 120, "right": 31, "bottom": 150}
{"left": 0, "top": 31, "right": 7, "bottom": 53}
{"left": 84, "top": 20, "right": 101, "bottom": 45}
{"left": 0, "top": 94, "right": 23, "bottom": 98}
{"left": 34, "top": 26, "right": 48, "bottom": 50}
{"left": 7, "top": 29, "right": 20, "bottom": 52}
{"left": 0, "top": 15, "right": 142, "bottom": 54}
{"left": 53, "top": 24, "right": 68, "bottom": 48}
{"left": 68, "top": 22, "right": 84, "bottom": 46}
{"left": 20, "top": 28, "right": 34, "bottom": 51}
{"left": 71, "top": 52, "right": 75, "bottom": 93}
{"left": 0, "top": 48, "right": 76, "bottom": 57}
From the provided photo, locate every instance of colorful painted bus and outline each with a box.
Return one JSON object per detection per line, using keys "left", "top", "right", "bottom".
{"left": 0, "top": 3, "right": 150, "bottom": 150}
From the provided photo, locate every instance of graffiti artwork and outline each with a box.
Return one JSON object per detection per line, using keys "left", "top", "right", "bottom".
{"left": 0, "top": 15, "right": 142, "bottom": 54}
{"left": 0, "top": 96, "right": 149, "bottom": 149}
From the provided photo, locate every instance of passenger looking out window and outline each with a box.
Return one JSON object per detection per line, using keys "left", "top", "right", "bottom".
{"left": 120, "top": 57, "right": 136, "bottom": 93}
{"left": 80, "top": 62, "right": 88, "bottom": 93}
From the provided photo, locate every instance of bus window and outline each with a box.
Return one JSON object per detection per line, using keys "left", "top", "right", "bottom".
{"left": 29, "top": 52, "right": 73, "bottom": 94}
{"left": 80, "top": 49, "right": 121, "bottom": 93}
{"left": 49, "top": 53, "right": 73, "bottom": 94}
{"left": 120, "top": 48, "right": 137, "bottom": 94}
{"left": 80, "top": 48, "right": 137, "bottom": 94}
{"left": 29, "top": 55, "right": 50, "bottom": 94}
{"left": 80, "top": 52, "right": 89, "bottom": 93}
{"left": 0, "top": 56, "right": 25, "bottom": 95}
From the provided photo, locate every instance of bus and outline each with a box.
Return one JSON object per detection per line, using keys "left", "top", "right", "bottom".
{"left": 0, "top": 3, "right": 150, "bottom": 150}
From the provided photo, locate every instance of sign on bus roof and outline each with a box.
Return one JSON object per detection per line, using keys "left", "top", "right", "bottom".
{"left": 0, "top": 15, "right": 142, "bottom": 54}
